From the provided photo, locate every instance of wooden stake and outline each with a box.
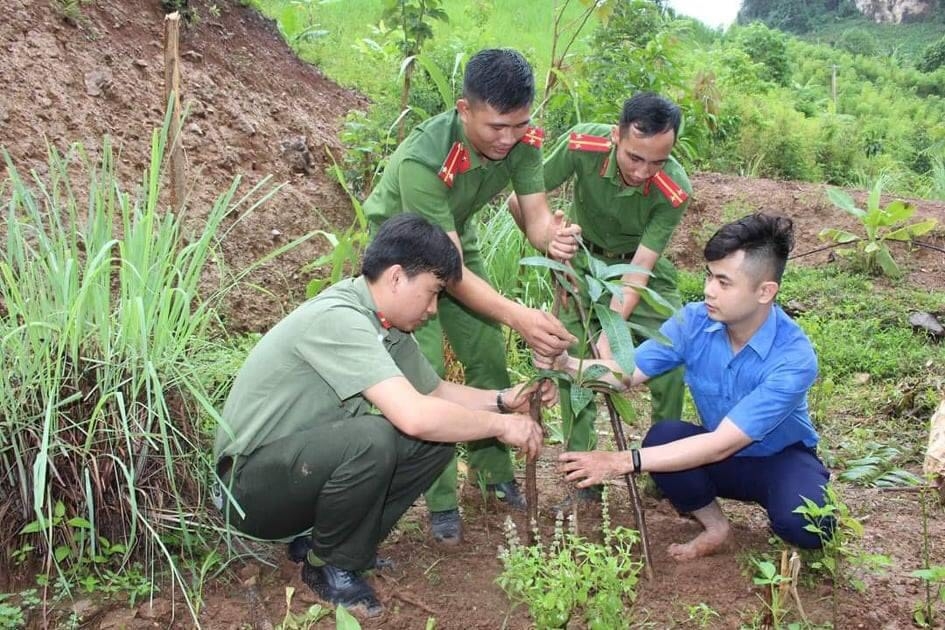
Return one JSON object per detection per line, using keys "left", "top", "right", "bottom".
{"left": 163, "top": 12, "right": 185, "bottom": 214}
{"left": 924, "top": 400, "right": 945, "bottom": 504}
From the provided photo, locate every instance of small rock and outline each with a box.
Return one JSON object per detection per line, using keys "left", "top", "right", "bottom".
{"left": 271, "top": 229, "right": 283, "bottom": 240}
{"left": 237, "top": 115, "right": 256, "bottom": 135}
{"left": 783, "top": 299, "right": 808, "bottom": 317}
{"left": 279, "top": 135, "right": 314, "bottom": 174}
{"left": 909, "top": 311, "right": 944, "bottom": 338}
{"left": 133, "top": 58, "right": 148, "bottom": 68}
{"left": 186, "top": 122, "right": 204, "bottom": 136}
{"left": 853, "top": 373, "right": 871, "bottom": 385}
{"left": 137, "top": 598, "right": 172, "bottom": 620}
{"left": 97, "top": 608, "right": 138, "bottom": 629}
{"left": 84, "top": 68, "right": 112, "bottom": 97}
{"left": 71, "top": 598, "right": 100, "bottom": 619}
{"left": 238, "top": 563, "right": 260, "bottom": 581}
{"left": 182, "top": 50, "right": 203, "bottom": 62}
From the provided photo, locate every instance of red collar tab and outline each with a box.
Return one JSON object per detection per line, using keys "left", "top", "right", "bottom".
{"left": 375, "top": 312, "right": 392, "bottom": 329}
{"left": 647, "top": 170, "right": 688, "bottom": 207}
{"left": 438, "top": 141, "right": 471, "bottom": 188}
{"left": 521, "top": 126, "right": 545, "bottom": 148}
{"left": 568, "top": 132, "right": 611, "bottom": 153}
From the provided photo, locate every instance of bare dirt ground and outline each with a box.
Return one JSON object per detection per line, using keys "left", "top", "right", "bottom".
{"left": 3, "top": 1, "right": 945, "bottom": 628}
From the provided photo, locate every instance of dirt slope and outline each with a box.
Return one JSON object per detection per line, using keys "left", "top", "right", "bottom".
{"left": 1, "top": 0, "right": 366, "bottom": 331}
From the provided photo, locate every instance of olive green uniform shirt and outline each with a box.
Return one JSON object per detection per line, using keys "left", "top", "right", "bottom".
{"left": 214, "top": 277, "right": 440, "bottom": 461}
{"left": 363, "top": 108, "right": 545, "bottom": 241}
{"left": 544, "top": 122, "right": 692, "bottom": 255}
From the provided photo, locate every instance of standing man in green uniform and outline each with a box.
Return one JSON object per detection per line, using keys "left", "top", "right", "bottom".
{"left": 214, "top": 214, "right": 553, "bottom": 618}
{"left": 510, "top": 92, "right": 691, "bottom": 506}
{"left": 364, "top": 48, "right": 580, "bottom": 544}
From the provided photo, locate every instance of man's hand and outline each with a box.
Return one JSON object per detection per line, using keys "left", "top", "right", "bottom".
{"left": 558, "top": 450, "right": 632, "bottom": 487}
{"left": 497, "top": 415, "right": 544, "bottom": 460}
{"left": 503, "top": 380, "right": 558, "bottom": 412}
{"left": 514, "top": 308, "right": 576, "bottom": 356}
{"left": 547, "top": 210, "right": 582, "bottom": 261}
{"left": 532, "top": 350, "right": 570, "bottom": 373}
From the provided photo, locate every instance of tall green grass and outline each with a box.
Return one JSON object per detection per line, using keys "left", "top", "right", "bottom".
{"left": 0, "top": 116, "right": 285, "bottom": 620}
{"left": 249, "top": 0, "right": 596, "bottom": 95}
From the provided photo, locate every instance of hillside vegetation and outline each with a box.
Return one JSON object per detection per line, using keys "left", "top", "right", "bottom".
{"left": 252, "top": 0, "right": 945, "bottom": 199}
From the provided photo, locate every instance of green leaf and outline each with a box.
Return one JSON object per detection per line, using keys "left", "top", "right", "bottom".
{"left": 519, "top": 256, "right": 573, "bottom": 276}
{"left": 335, "top": 605, "right": 362, "bottom": 630}
{"left": 587, "top": 277, "right": 605, "bottom": 303}
{"left": 885, "top": 218, "right": 937, "bottom": 241}
{"left": 599, "top": 263, "right": 652, "bottom": 280}
{"left": 569, "top": 384, "right": 594, "bottom": 417}
{"left": 413, "top": 53, "right": 453, "bottom": 111}
{"left": 54, "top": 545, "right": 71, "bottom": 563}
{"left": 608, "top": 393, "right": 637, "bottom": 425}
{"left": 826, "top": 188, "right": 864, "bottom": 218}
{"left": 818, "top": 227, "right": 858, "bottom": 244}
{"left": 875, "top": 246, "right": 900, "bottom": 277}
{"left": 595, "top": 304, "right": 636, "bottom": 376}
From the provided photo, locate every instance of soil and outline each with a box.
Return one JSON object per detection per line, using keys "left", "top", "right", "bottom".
{"left": 3, "top": 1, "right": 945, "bottom": 629}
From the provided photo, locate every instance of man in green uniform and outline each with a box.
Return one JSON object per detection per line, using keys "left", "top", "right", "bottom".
{"left": 511, "top": 92, "right": 691, "bottom": 506}
{"left": 364, "top": 48, "right": 580, "bottom": 543}
{"left": 214, "top": 214, "right": 552, "bottom": 617}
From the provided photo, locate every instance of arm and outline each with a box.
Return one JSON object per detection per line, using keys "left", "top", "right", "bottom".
{"left": 444, "top": 230, "right": 576, "bottom": 357}
{"left": 533, "top": 351, "right": 649, "bottom": 391}
{"left": 558, "top": 419, "right": 753, "bottom": 487}
{"left": 507, "top": 192, "right": 581, "bottom": 261}
{"left": 362, "top": 376, "right": 544, "bottom": 459}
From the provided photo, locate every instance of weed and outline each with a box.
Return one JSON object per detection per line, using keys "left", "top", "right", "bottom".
{"left": 278, "top": 586, "right": 329, "bottom": 629}
{"left": 681, "top": 601, "right": 720, "bottom": 627}
{"left": 819, "top": 177, "right": 937, "bottom": 277}
{"left": 496, "top": 490, "right": 642, "bottom": 629}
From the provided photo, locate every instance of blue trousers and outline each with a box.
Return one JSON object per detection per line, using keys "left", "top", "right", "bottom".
{"left": 642, "top": 420, "right": 833, "bottom": 549}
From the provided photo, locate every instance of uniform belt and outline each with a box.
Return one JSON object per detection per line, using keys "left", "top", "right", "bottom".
{"left": 585, "top": 241, "right": 634, "bottom": 260}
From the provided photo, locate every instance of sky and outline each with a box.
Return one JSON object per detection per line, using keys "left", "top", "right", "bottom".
{"left": 666, "top": 0, "right": 741, "bottom": 29}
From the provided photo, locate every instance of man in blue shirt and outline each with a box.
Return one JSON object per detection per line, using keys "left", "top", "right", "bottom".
{"left": 536, "top": 213, "right": 831, "bottom": 560}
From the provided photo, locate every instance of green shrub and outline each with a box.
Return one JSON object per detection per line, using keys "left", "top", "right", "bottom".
{"left": 837, "top": 27, "right": 877, "bottom": 57}
{"left": 918, "top": 35, "right": 945, "bottom": 73}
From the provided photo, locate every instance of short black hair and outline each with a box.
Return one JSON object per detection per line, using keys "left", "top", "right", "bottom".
{"left": 704, "top": 213, "right": 795, "bottom": 284}
{"left": 362, "top": 214, "right": 462, "bottom": 284}
{"left": 462, "top": 48, "right": 534, "bottom": 114}
{"left": 619, "top": 92, "right": 682, "bottom": 139}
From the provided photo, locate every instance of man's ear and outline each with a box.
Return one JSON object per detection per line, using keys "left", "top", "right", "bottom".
{"left": 456, "top": 98, "right": 470, "bottom": 121}
{"left": 758, "top": 280, "right": 779, "bottom": 305}
{"left": 386, "top": 264, "right": 406, "bottom": 289}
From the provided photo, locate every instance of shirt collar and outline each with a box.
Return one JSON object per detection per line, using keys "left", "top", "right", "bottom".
{"left": 602, "top": 145, "right": 644, "bottom": 197}
{"left": 702, "top": 304, "right": 779, "bottom": 360}
{"left": 352, "top": 276, "right": 393, "bottom": 340}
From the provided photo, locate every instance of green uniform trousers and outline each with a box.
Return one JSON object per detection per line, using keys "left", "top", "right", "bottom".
{"left": 415, "top": 245, "right": 515, "bottom": 512}
{"left": 220, "top": 414, "right": 454, "bottom": 570}
{"left": 560, "top": 255, "right": 685, "bottom": 451}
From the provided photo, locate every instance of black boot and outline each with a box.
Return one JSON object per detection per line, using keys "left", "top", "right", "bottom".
{"left": 301, "top": 560, "right": 383, "bottom": 618}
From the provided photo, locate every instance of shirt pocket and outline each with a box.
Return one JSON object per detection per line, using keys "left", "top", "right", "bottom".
{"left": 686, "top": 374, "right": 725, "bottom": 401}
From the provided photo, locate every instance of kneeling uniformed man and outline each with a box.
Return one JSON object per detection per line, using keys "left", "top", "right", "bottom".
{"left": 213, "top": 214, "right": 551, "bottom": 617}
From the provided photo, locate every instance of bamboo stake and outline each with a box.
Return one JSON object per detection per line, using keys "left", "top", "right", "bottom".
{"left": 525, "top": 283, "right": 566, "bottom": 544}
{"left": 572, "top": 296, "right": 655, "bottom": 579}
{"left": 163, "top": 12, "right": 185, "bottom": 214}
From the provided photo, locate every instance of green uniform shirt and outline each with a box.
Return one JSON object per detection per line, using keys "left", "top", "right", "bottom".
{"left": 363, "top": 108, "right": 545, "bottom": 240}
{"left": 544, "top": 122, "right": 692, "bottom": 255}
{"left": 214, "top": 277, "right": 441, "bottom": 461}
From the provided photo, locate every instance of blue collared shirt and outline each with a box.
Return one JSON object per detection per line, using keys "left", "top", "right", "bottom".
{"left": 635, "top": 302, "right": 819, "bottom": 457}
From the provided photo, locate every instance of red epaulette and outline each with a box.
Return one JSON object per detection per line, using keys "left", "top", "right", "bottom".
{"left": 521, "top": 126, "right": 544, "bottom": 148}
{"left": 438, "top": 141, "right": 471, "bottom": 188}
{"left": 646, "top": 170, "right": 688, "bottom": 208}
{"left": 568, "top": 132, "right": 611, "bottom": 153}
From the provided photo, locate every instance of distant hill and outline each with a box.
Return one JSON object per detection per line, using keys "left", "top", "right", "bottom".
{"left": 738, "top": 0, "right": 941, "bottom": 32}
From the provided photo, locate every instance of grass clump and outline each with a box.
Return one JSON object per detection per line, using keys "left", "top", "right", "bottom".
{"left": 0, "top": 117, "right": 280, "bottom": 622}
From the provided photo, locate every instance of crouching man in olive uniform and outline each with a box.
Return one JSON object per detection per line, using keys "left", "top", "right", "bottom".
{"left": 213, "top": 214, "right": 551, "bottom": 618}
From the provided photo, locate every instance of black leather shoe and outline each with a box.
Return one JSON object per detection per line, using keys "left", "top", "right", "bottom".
{"left": 553, "top": 486, "right": 603, "bottom": 513}
{"left": 301, "top": 561, "right": 384, "bottom": 618}
{"left": 429, "top": 508, "right": 462, "bottom": 545}
{"left": 487, "top": 479, "right": 527, "bottom": 510}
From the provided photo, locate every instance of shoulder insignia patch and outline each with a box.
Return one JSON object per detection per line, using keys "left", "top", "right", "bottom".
{"left": 647, "top": 170, "right": 688, "bottom": 208}
{"left": 438, "top": 141, "right": 471, "bottom": 188}
{"left": 521, "top": 126, "right": 545, "bottom": 148}
{"left": 568, "top": 132, "right": 611, "bottom": 153}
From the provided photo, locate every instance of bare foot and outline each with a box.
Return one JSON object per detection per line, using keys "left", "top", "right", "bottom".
{"left": 667, "top": 521, "right": 730, "bottom": 561}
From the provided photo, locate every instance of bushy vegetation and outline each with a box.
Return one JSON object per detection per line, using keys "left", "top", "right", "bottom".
{"left": 252, "top": 0, "right": 945, "bottom": 199}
